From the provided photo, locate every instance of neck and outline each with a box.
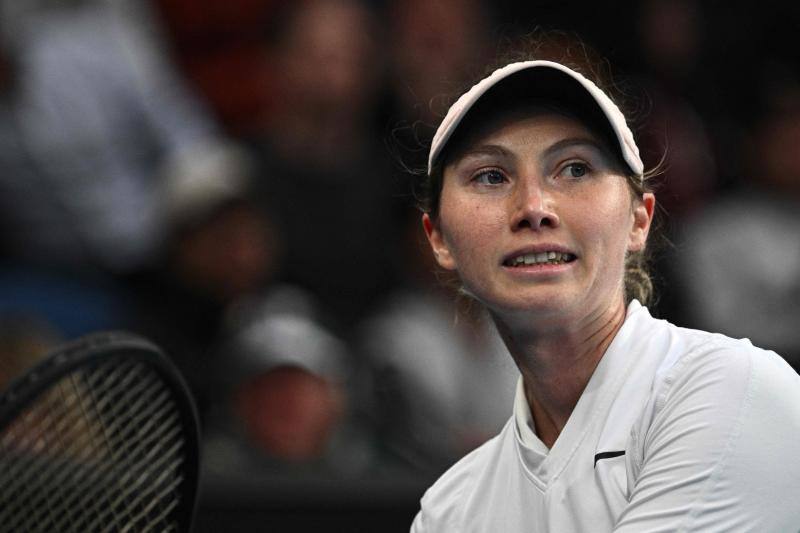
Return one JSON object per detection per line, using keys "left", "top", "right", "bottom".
{"left": 493, "top": 297, "right": 627, "bottom": 448}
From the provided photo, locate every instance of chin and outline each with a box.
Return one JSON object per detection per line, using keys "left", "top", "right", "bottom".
{"left": 475, "top": 285, "right": 580, "bottom": 321}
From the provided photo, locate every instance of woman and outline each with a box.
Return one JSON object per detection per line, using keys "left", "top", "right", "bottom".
{"left": 411, "top": 54, "right": 800, "bottom": 531}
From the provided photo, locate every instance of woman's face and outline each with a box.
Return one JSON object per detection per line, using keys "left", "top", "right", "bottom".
{"left": 423, "top": 108, "right": 654, "bottom": 324}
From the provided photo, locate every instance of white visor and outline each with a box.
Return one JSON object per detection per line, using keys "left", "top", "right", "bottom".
{"left": 427, "top": 60, "right": 643, "bottom": 178}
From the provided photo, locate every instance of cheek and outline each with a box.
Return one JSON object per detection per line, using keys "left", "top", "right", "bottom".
{"left": 439, "top": 200, "right": 505, "bottom": 270}
{"left": 573, "top": 189, "right": 635, "bottom": 257}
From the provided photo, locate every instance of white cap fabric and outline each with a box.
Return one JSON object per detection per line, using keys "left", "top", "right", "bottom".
{"left": 428, "top": 60, "right": 643, "bottom": 178}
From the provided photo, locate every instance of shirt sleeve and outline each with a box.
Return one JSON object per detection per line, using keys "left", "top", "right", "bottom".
{"left": 613, "top": 343, "right": 800, "bottom": 532}
{"left": 410, "top": 509, "right": 426, "bottom": 533}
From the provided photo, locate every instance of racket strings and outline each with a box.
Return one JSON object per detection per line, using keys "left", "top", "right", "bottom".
{"left": 0, "top": 358, "right": 188, "bottom": 532}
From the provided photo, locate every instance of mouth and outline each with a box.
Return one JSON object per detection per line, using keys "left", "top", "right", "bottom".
{"left": 502, "top": 251, "right": 577, "bottom": 268}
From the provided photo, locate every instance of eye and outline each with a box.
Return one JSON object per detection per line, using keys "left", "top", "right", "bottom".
{"left": 473, "top": 169, "right": 506, "bottom": 185}
{"left": 563, "top": 162, "right": 588, "bottom": 178}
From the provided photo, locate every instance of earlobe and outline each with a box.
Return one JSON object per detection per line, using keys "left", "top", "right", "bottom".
{"left": 422, "top": 213, "right": 457, "bottom": 270}
{"left": 628, "top": 193, "right": 655, "bottom": 252}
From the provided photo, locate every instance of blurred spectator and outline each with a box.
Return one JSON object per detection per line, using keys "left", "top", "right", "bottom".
{"left": 211, "top": 286, "right": 361, "bottom": 468}
{"left": 152, "top": 0, "right": 282, "bottom": 135}
{"left": 0, "top": 1, "right": 219, "bottom": 274}
{"left": 0, "top": 0, "right": 241, "bottom": 364}
{"left": 639, "top": 0, "right": 701, "bottom": 85}
{"left": 389, "top": 0, "right": 489, "bottom": 122}
{"left": 249, "top": 0, "right": 404, "bottom": 332}
{"left": 386, "top": 0, "right": 491, "bottom": 171}
{"left": 132, "top": 142, "right": 277, "bottom": 420}
{"left": 137, "top": 139, "right": 364, "bottom": 471}
{"left": 161, "top": 142, "right": 277, "bottom": 303}
{"left": 627, "top": 0, "right": 719, "bottom": 321}
{"left": 235, "top": 365, "right": 344, "bottom": 461}
{"left": 0, "top": 6, "right": 137, "bottom": 341}
{"left": 676, "top": 70, "right": 800, "bottom": 369}
{"left": 635, "top": 0, "right": 717, "bottom": 218}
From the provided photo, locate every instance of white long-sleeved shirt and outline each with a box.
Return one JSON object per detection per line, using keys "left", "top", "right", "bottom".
{"left": 411, "top": 301, "right": 800, "bottom": 532}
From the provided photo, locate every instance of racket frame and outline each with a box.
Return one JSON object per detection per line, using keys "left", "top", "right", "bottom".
{"left": 0, "top": 330, "right": 202, "bottom": 532}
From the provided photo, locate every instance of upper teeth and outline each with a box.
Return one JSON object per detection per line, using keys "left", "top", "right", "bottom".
{"left": 508, "top": 251, "right": 572, "bottom": 266}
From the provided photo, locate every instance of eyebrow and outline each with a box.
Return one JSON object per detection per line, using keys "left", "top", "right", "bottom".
{"left": 449, "top": 136, "right": 616, "bottom": 173}
{"left": 456, "top": 144, "right": 514, "bottom": 162}
{"left": 542, "top": 137, "right": 613, "bottom": 158}
{"left": 456, "top": 137, "right": 612, "bottom": 164}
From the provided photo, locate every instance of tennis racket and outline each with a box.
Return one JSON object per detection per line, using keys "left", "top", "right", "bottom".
{"left": 0, "top": 331, "right": 200, "bottom": 532}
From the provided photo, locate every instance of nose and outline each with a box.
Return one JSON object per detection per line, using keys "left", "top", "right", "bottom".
{"left": 509, "top": 176, "right": 559, "bottom": 231}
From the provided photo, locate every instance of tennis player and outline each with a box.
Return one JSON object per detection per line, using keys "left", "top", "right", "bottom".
{"left": 410, "top": 51, "right": 800, "bottom": 531}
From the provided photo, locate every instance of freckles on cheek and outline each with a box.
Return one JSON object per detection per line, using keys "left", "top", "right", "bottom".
{"left": 587, "top": 189, "right": 634, "bottom": 229}
{"left": 451, "top": 203, "right": 495, "bottom": 233}
{"left": 441, "top": 204, "right": 500, "bottom": 262}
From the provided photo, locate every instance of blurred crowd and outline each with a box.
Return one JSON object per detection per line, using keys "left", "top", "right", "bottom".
{"left": 0, "top": 0, "right": 798, "bottom": 481}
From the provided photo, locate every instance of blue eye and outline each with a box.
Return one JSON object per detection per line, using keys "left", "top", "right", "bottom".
{"left": 566, "top": 163, "right": 588, "bottom": 178}
{"left": 474, "top": 169, "right": 506, "bottom": 185}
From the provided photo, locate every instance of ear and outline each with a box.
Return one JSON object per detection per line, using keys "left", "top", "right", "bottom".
{"left": 627, "top": 193, "right": 655, "bottom": 252}
{"left": 422, "top": 213, "right": 457, "bottom": 270}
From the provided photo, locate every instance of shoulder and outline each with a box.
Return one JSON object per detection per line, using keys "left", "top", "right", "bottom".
{"left": 641, "top": 322, "right": 800, "bottom": 432}
{"left": 619, "top": 326, "right": 800, "bottom": 530}
{"left": 660, "top": 325, "right": 798, "bottom": 401}
{"left": 628, "top": 319, "right": 800, "bottom": 474}
{"left": 412, "top": 420, "right": 514, "bottom": 532}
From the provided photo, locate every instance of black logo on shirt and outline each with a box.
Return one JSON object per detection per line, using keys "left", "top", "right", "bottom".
{"left": 594, "top": 451, "right": 625, "bottom": 468}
